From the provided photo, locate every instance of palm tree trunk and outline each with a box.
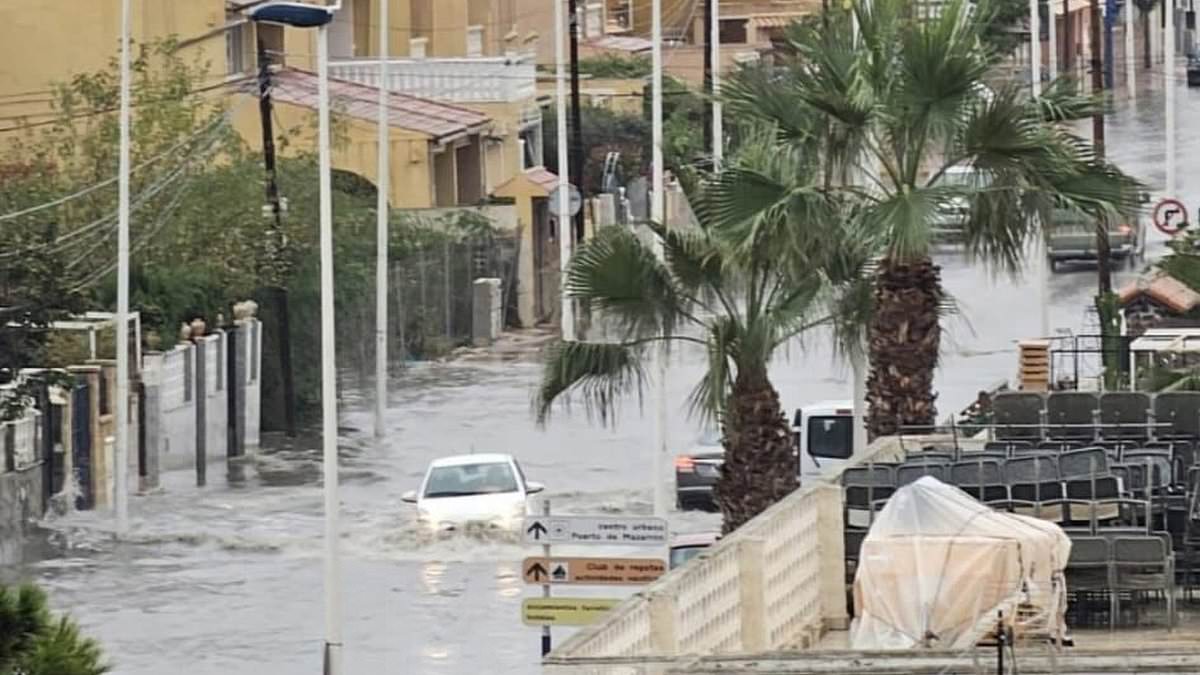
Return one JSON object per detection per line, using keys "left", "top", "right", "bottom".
{"left": 715, "top": 366, "right": 797, "bottom": 533}
{"left": 866, "top": 257, "right": 941, "bottom": 440}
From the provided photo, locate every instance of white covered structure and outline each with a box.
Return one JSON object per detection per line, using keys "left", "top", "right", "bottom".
{"left": 851, "top": 477, "right": 1071, "bottom": 650}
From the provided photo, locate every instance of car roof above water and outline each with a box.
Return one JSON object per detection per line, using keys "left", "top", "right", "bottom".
{"left": 429, "top": 453, "right": 514, "bottom": 468}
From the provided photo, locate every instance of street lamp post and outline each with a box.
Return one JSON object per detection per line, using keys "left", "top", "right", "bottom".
{"left": 115, "top": 0, "right": 132, "bottom": 538}
{"left": 246, "top": 4, "right": 342, "bottom": 672}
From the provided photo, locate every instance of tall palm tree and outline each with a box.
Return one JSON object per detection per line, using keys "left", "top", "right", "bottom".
{"left": 720, "top": 0, "right": 1141, "bottom": 438}
{"left": 535, "top": 141, "right": 871, "bottom": 531}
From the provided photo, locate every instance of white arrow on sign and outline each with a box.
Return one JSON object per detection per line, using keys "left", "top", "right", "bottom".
{"left": 522, "top": 515, "right": 668, "bottom": 546}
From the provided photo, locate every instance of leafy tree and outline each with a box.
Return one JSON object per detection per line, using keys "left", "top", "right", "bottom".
{"left": 721, "top": 0, "right": 1141, "bottom": 439}
{"left": 535, "top": 136, "right": 870, "bottom": 531}
{"left": 0, "top": 584, "right": 109, "bottom": 675}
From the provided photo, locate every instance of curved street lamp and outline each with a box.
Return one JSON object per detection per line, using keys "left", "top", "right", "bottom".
{"left": 246, "top": 3, "right": 342, "bottom": 674}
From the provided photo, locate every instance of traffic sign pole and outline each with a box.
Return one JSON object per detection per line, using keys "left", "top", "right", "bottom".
{"left": 541, "top": 499, "right": 551, "bottom": 657}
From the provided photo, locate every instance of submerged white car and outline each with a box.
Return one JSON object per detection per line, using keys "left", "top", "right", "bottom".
{"left": 402, "top": 453, "right": 544, "bottom": 533}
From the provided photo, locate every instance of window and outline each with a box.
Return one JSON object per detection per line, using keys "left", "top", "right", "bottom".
{"left": 226, "top": 16, "right": 248, "bottom": 75}
{"left": 585, "top": 4, "right": 604, "bottom": 37}
{"left": 467, "top": 25, "right": 484, "bottom": 57}
{"left": 410, "top": 37, "right": 429, "bottom": 59}
{"left": 806, "top": 416, "right": 852, "bottom": 459}
{"left": 423, "top": 462, "right": 519, "bottom": 498}
{"left": 719, "top": 19, "right": 748, "bottom": 44}
{"left": 216, "top": 334, "right": 224, "bottom": 392}
{"left": 249, "top": 323, "right": 259, "bottom": 383}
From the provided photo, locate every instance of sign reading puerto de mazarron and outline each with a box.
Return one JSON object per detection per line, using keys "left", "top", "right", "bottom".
{"left": 522, "top": 515, "right": 668, "bottom": 546}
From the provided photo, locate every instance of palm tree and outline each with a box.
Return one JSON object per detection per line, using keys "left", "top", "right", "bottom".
{"left": 535, "top": 142, "right": 871, "bottom": 531}
{"left": 720, "top": 0, "right": 1141, "bottom": 438}
{"left": 0, "top": 584, "right": 109, "bottom": 675}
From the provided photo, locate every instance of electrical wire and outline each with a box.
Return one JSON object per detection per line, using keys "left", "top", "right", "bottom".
{"left": 0, "top": 111, "right": 231, "bottom": 223}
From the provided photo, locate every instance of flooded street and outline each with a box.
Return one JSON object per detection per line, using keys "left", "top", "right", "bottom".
{"left": 5, "top": 79, "right": 1200, "bottom": 674}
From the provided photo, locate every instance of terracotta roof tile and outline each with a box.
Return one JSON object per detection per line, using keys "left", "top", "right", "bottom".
{"left": 1118, "top": 271, "right": 1200, "bottom": 314}
{"left": 267, "top": 68, "right": 490, "bottom": 141}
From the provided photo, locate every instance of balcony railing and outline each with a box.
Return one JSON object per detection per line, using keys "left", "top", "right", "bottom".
{"left": 329, "top": 56, "right": 537, "bottom": 104}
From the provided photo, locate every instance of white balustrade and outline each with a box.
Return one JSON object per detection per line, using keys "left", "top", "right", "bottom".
{"left": 329, "top": 57, "right": 536, "bottom": 104}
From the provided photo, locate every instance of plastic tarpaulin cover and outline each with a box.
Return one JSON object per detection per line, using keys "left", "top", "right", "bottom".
{"left": 850, "top": 477, "right": 1071, "bottom": 650}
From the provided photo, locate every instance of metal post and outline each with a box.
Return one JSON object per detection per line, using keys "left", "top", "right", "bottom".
{"left": 651, "top": 0, "right": 669, "bottom": 519}
{"left": 1125, "top": 0, "right": 1136, "bottom": 97}
{"left": 375, "top": 0, "right": 390, "bottom": 439}
{"left": 1050, "top": 0, "right": 1059, "bottom": 77}
{"left": 115, "top": 0, "right": 132, "bottom": 536}
{"left": 711, "top": 0, "right": 723, "bottom": 168}
{"left": 1032, "top": 0, "right": 1043, "bottom": 96}
{"left": 554, "top": 0, "right": 575, "bottom": 342}
{"left": 317, "top": 21, "right": 343, "bottom": 675}
{"left": 567, "top": 0, "right": 586, "bottom": 243}
{"left": 541, "top": 499, "right": 552, "bottom": 656}
{"left": 1167, "top": 0, "right": 1177, "bottom": 197}
{"left": 852, "top": 352, "right": 868, "bottom": 457}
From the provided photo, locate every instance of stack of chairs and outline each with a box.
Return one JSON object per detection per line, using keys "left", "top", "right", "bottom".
{"left": 840, "top": 390, "right": 1200, "bottom": 628}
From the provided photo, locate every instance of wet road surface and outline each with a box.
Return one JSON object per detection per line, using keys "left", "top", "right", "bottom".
{"left": 4, "top": 77, "right": 1200, "bottom": 674}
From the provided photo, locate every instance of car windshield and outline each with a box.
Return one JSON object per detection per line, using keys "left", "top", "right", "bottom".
{"left": 697, "top": 429, "right": 722, "bottom": 446}
{"left": 423, "top": 462, "right": 519, "bottom": 498}
{"left": 670, "top": 545, "right": 707, "bottom": 569}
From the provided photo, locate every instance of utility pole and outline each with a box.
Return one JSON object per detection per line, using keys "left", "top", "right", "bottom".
{"left": 651, "top": 0, "right": 669, "bottom": 518}
{"left": 1166, "top": 0, "right": 1176, "bottom": 198}
{"left": 568, "top": 0, "right": 586, "bottom": 243}
{"left": 555, "top": 0, "right": 575, "bottom": 342}
{"left": 256, "top": 43, "right": 298, "bottom": 438}
{"left": 711, "top": 0, "right": 723, "bottom": 168}
{"left": 374, "top": 0, "right": 390, "bottom": 439}
{"left": 1049, "top": 0, "right": 1059, "bottom": 78}
{"left": 115, "top": 0, "right": 132, "bottom": 536}
{"left": 703, "top": 0, "right": 714, "bottom": 153}
{"left": 1090, "top": 0, "right": 1112, "bottom": 299}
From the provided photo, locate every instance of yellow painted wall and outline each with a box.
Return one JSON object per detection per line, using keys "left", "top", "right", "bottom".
{"left": 0, "top": 0, "right": 227, "bottom": 121}
{"left": 230, "top": 94, "right": 439, "bottom": 208}
{"left": 536, "top": 77, "right": 645, "bottom": 115}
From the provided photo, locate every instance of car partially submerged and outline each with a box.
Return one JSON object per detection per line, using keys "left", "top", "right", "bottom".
{"left": 1045, "top": 207, "right": 1144, "bottom": 272}
{"left": 402, "top": 453, "right": 544, "bottom": 534}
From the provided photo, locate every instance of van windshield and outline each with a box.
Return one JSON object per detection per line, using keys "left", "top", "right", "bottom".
{"left": 807, "top": 416, "right": 852, "bottom": 459}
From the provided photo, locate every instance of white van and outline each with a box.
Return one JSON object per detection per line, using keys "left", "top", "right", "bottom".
{"left": 793, "top": 400, "right": 855, "bottom": 482}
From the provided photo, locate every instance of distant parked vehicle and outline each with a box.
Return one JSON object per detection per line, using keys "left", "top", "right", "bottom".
{"left": 674, "top": 401, "right": 855, "bottom": 511}
{"left": 402, "top": 453, "right": 544, "bottom": 534}
{"left": 930, "top": 165, "right": 988, "bottom": 242}
{"left": 1045, "top": 207, "right": 1144, "bottom": 272}
{"left": 1188, "top": 55, "right": 1200, "bottom": 87}
{"left": 669, "top": 532, "right": 719, "bottom": 569}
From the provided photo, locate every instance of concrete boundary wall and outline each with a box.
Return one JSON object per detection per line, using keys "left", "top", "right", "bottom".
{"left": 548, "top": 433, "right": 962, "bottom": 663}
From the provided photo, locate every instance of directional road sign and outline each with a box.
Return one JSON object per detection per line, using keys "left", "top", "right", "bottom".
{"left": 521, "top": 597, "right": 620, "bottom": 626}
{"left": 522, "top": 556, "right": 666, "bottom": 586}
{"left": 1153, "top": 197, "right": 1189, "bottom": 235}
{"left": 522, "top": 515, "right": 669, "bottom": 546}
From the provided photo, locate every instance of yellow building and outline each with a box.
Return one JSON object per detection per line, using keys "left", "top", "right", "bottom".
{"left": 0, "top": 0, "right": 563, "bottom": 328}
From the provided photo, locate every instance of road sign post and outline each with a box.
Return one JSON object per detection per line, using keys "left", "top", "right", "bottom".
{"left": 540, "top": 499, "right": 551, "bottom": 657}
{"left": 523, "top": 515, "right": 669, "bottom": 547}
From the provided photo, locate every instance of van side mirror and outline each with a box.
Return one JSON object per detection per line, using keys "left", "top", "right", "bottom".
{"left": 525, "top": 481, "right": 545, "bottom": 495}
{"left": 402, "top": 490, "right": 418, "bottom": 503}
{"left": 1139, "top": 191, "right": 1151, "bottom": 204}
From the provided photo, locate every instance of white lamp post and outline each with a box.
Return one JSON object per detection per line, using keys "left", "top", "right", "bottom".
{"left": 115, "top": 0, "right": 132, "bottom": 537}
{"left": 246, "top": 3, "right": 342, "bottom": 672}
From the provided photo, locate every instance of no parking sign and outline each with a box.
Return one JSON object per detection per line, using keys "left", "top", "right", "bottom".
{"left": 1153, "top": 198, "right": 1189, "bottom": 236}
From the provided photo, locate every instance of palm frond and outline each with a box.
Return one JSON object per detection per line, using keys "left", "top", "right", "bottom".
{"left": 534, "top": 341, "right": 647, "bottom": 425}
{"left": 567, "top": 226, "right": 686, "bottom": 339}
{"left": 686, "top": 317, "right": 740, "bottom": 425}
